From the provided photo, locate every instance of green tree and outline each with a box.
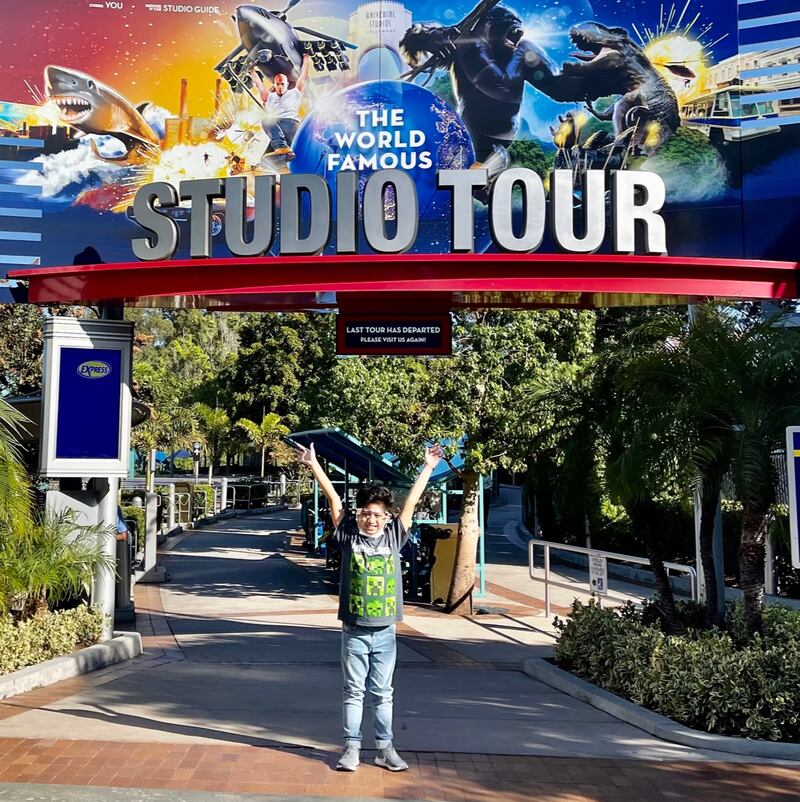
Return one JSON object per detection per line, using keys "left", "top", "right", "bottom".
{"left": 193, "top": 403, "right": 231, "bottom": 475}
{"left": 0, "top": 398, "right": 32, "bottom": 536}
{"left": 221, "top": 313, "right": 335, "bottom": 429}
{"left": 428, "top": 73, "right": 456, "bottom": 109}
{"left": 236, "top": 413, "right": 290, "bottom": 478}
{"left": 691, "top": 307, "right": 800, "bottom": 636}
{"left": 424, "top": 310, "right": 595, "bottom": 613}
{"left": 0, "top": 305, "right": 82, "bottom": 397}
{"left": 533, "top": 344, "right": 689, "bottom": 634}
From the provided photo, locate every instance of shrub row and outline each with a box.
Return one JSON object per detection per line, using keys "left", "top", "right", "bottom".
{"left": 554, "top": 600, "right": 800, "bottom": 742}
{"left": 0, "top": 606, "right": 104, "bottom": 675}
{"left": 121, "top": 505, "right": 146, "bottom": 551}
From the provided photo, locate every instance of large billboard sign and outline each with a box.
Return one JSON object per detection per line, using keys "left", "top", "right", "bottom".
{"left": 0, "top": 0, "right": 798, "bottom": 274}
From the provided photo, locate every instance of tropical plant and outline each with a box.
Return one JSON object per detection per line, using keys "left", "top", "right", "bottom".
{"left": 193, "top": 403, "right": 231, "bottom": 476}
{"left": 533, "top": 345, "right": 689, "bottom": 634}
{"left": 236, "top": 412, "right": 290, "bottom": 477}
{"left": 599, "top": 303, "right": 800, "bottom": 636}
{"left": 0, "top": 397, "right": 33, "bottom": 536}
{"left": 0, "top": 509, "right": 114, "bottom": 619}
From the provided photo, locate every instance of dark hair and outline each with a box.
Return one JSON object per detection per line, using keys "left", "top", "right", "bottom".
{"left": 355, "top": 484, "right": 393, "bottom": 509}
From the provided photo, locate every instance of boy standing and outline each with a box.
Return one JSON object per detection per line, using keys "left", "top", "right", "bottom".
{"left": 295, "top": 443, "right": 444, "bottom": 772}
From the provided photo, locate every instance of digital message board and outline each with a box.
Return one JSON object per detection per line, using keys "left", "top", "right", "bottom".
{"left": 337, "top": 315, "right": 452, "bottom": 355}
{"left": 0, "top": 0, "right": 797, "bottom": 273}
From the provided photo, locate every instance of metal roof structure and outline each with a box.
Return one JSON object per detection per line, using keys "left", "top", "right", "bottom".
{"left": 285, "top": 427, "right": 413, "bottom": 486}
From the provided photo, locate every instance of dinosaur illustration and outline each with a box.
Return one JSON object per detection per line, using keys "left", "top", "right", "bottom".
{"left": 560, "top": 22, "right": 682, "bottom": 151}
{"left": 44, "top": 65, "right": 160, "bottom": 164}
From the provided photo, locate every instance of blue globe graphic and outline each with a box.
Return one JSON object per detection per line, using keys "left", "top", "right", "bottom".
{"left": 291, "top": 80, "right": 475, "bottom": 233}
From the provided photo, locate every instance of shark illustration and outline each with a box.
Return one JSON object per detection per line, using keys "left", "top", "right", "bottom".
{"left": 44, "top": 65, "right": 160, "bottom": 164}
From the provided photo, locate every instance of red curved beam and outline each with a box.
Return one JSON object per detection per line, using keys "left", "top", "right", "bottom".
{"left": 10, "top": 253, "right": 798, "bottom": 306}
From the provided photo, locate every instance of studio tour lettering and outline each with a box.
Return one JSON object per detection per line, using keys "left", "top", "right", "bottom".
{"left": 130, "top": 168, "right": 667, "bottom": 260}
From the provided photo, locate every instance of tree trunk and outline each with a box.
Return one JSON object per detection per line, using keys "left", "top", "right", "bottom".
{"left": 446, "top": 469, "right": 480, "bottom": 615}
{"left": 260, "top": 446, "right": 265, "bottom": 478}
{"left": 739, "top": 506, "right": 767, "bottom": 637}
{"left": 630, "top": 500, "right": 686, "bottom": 635}
{"left": 699, "top": 479, "right": 722, "bottom": 629}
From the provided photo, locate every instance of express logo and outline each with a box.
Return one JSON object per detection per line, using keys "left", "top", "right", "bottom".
{"left": 77, "top": 360, "right": 112, "bottom": 379}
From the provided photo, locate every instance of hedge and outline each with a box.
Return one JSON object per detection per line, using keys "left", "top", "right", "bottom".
{"left": 0, "top": 606, "right": 104, "bottom": 675}
{"left": 554, "top": 600, "right": 800, "bottom": 742}
{"left": 121, "top": 505, "right": 146, "bottom": 551}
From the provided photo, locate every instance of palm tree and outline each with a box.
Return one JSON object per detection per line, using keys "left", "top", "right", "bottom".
{"left": 616, "top": 309, "right": 734, "bottom": 629}
{"left": 236, "top": 412, "right": 290, "bottom": 478}
{"left": 164, "top": 407, "right": 200, "bottom": 475}
{"left": 533, "top": 345, "right": 688, "bottom": 633}
{"left": 629, "top": 304, "right": 800, "bottom": 635}
{"left": 193, "top": 403, "right": 231, "bottom": 479}
{"left": 0, "top": 398, "right": 33, "bottom": 536}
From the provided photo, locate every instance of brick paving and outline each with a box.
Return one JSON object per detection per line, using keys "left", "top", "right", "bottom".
{"left": 0, "top": 737, "right": 798, "bottom": 801}
{"left": 2, "top": 511, "right": 799, "bottom": 801}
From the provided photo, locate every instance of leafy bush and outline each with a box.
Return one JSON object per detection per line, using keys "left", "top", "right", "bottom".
{"left": 121, "top": 505, "right": 146, "bottom": 551}
{"left": 0, "top": 605, "right": 104, "bottom": 674}
{"left": 554, "top": 600, "right": 800, "bottom": 742}
{"left": 193, "top": 484, "right": 215, "bottom": 517}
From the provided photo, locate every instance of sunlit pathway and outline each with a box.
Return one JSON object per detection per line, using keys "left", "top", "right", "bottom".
{"left": 1, "top": 509, "right": 798, "bottom": 801}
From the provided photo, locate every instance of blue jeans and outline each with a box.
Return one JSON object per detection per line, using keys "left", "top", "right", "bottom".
{"left": 341, "top": 622, "right": 396, "bottom": 748}
{"left": 262, "top": 118, "right": 299, "bottom": 151}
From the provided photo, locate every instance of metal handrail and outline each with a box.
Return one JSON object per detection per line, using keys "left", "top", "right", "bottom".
{"left": 528, "top": 539, "right": 698, "bottom": 618}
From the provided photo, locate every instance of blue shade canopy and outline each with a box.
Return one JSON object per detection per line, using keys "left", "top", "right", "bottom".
{"left": 285, "top": 427, "right": 413, "bottom": 486}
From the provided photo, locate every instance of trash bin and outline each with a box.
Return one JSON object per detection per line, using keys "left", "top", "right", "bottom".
{"left": 429, "top": 524, "right": 459, "bottom": 605}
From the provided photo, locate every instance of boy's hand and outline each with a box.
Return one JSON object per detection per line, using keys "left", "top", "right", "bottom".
{"left": 295, "top": 443, "right": 318, "bottom": 467}
{"left": 424, "top": 443, "right": 444, "bottom": 469}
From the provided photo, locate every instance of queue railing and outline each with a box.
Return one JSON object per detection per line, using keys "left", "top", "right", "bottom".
{"left": 528, "top": 539, "right": 698, "bottom": 619}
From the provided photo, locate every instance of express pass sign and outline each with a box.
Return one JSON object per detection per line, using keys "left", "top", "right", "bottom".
{"left": 41, "top": 318, "right": 133, "bottom": 478}
{"left": 56, "top": 347, "right": 122, "bottom": 460}
{"left": 0, "top": 0, "right": 797, "bottom": 271}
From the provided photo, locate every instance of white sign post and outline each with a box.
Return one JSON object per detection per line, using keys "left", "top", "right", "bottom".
{"left": 785, "top": 427, "right": 800, "bottom": 569}
{"left": 589, "top": 552, "right": 608, "bottom": 596}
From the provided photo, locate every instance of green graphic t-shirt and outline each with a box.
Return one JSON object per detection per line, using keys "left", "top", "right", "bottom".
{"left": 334, "top": 514, "right": 409, "bottom": 627}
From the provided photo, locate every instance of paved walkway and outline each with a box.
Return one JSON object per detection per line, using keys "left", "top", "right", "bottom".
{"left": 0, "top": 507, "right": 798, "bottom": 801}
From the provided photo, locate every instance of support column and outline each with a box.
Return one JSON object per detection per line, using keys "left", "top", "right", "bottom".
{"left": 168, "top": 483, "right": 176, "bottom": 531}
{"left": 221, "top": 477, "right": 228, "bottom": 512}
{"left": 765, "top": 526, "right": 777, "bottom": 596}
{"left": 93, "top": 476, "right": 119, "bottom": 641}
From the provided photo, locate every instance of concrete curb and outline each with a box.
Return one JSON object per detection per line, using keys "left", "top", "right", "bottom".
{"left": 0, "top": 631, "right": 142, "bottom": 701}
{"left": 522, "top": 657, "right": 800, "bottom": 760}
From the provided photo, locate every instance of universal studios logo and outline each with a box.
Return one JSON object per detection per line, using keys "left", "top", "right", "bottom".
{"left": 77, "top": 360, "right": 112, "bottom": 379}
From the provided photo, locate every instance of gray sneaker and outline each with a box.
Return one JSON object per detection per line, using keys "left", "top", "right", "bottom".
{"left": 375, "top": 744, "right": 409, "bottom": 771}
{"left": 336, "top": 743, "right": 360, "bottom": 771}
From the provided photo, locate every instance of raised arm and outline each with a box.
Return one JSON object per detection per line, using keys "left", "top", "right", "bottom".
{"left": 295, "top": 54, "right": 311, "bottom": 93}
{"left": 250, "top": 69, "right": 270, "bottom": 102}
{"left": 399, "top": 444, "right": 444, "bottom": 530}
{"left": 295, "top": 443, "right": 344, "bottom": 526}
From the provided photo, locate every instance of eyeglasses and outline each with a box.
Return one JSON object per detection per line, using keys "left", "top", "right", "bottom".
{"left": 357, "top": 509, "right": 387, "bottom": 521}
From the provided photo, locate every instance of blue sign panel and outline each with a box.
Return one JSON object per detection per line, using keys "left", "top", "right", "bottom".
{"left": 55, "top": 347, "right": 122, "bottom": 460}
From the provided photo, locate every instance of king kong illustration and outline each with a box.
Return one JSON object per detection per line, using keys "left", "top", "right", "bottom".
{"left": 400, "top": 5, "right": 585, "bottom": 161}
